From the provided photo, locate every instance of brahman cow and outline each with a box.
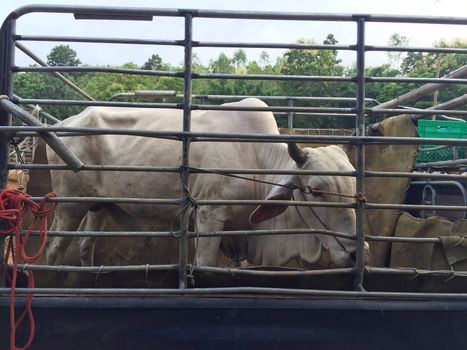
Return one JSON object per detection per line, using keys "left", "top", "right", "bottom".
{"left": 46, "top": 98, "right": 366, "bottom": 268}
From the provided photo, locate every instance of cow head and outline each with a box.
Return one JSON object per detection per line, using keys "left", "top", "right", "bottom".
{"left": 250, "top": 142, "right": 369, "bottom": 267}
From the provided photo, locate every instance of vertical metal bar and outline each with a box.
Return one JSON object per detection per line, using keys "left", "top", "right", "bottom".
{"left": 0, "top": 17, "right": 16, "bottom": 288}
{"left": 178, "top": 12, "right": 193, "bottom": 289}
{"left": 354, "top": 16, "right": 366, "bottom": 291}
{"left": 287, "top": 98, "right": 294, "bottom": 129}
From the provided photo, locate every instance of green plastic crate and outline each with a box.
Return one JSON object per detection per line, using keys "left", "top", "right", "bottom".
{"left": 416, "top": 119, "right": 467, "bottom": 163}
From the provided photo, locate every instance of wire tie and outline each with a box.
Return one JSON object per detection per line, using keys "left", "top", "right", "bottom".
{"left": 23, "top": 263, "right": 29, "bottom": 271}
{"left": 57, "top": 265, "right": 63, "bottom": 273}
{"left": 32, "top": 105, "right": 42, "bottom": 119}
{"left": 355, "top": 193, "right": 367, "bottom": 203}
{"left": 95, "top": 265, "right": 104, "bottom": 285}
{"left": 408, "top": 268, "right": 419, "bottom": 280}
{"left": 443, "top": 266, "right": 456, "bottom": 283}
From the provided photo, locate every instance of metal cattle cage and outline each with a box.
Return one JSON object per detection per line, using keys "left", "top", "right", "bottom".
{"left": 1, "top": 5, "right": 467, "bottom": 349}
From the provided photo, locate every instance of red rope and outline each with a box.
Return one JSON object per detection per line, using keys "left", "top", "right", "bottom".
{"left": 0, "top": 189, "right": 57, "bottom": 350}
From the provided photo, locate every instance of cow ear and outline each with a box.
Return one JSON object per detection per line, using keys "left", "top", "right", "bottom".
{"left": 288, "top": 143, "right": 307, "bottom": 168}
{"left": 249, "top": 176, "right": 295, "bottom": 224}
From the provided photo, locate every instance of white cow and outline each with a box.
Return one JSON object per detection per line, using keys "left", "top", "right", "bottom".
{"left": 46, "top": 98, "right": 367, "bottom": 268}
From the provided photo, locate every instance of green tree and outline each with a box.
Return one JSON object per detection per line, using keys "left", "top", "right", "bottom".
{"left": 232, "top": 49, "right": 247, "bottom": 70}
{"left": 279, "top": 35, "right": 346, "bottom": 128}
{"left": 47, "top": 45, "right": 81, "bottom": 66}
{"left": 142, "top": 54, "right": 163, "bottom": 70}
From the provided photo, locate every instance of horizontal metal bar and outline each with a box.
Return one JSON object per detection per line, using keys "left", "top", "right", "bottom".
{"left": 24, "top": 194, "right": 467, "bottom": 212}
{"left": 74, "top": 13, "right": 153, "bottom": 21}
{"left": 28, "top": 196, "right": 356, "bottom": 208}
{"left": 195, "top": 72, "right": 354, "bottom": 82}
{"left": 3, "top": 286, "right": 467, "bottom": 300}
{"left": 365, "top": 203, "right": 467, "bottom": 211}
{"left": 17, "top": 228, "right": 440, "bottom": 244}
{"left": 367, "top": 45, "right": 467, "bottom": 54}
{"left": 369, "top": 108, "right": 467, "bottom": 117}
{"left": 7, "top": 163, "right": 357, "bottom": 177}
{"left": 8, "top": 5, "right": 467, "bottom": 25}
{"left": 15, "top": 35, "right": 353, "bottom": 51}
{"left": 191, "top": 94, "right": 376, "bottom": 103}
{"left": 364, "top": 235, "right": 439, "bottom": 244}
{"left": 13, "top": 264, "right": 178, "bottom": 273}
{"left": 10, "top": 162, "right": 467, "bottom": 181}
{"left": 11, "top": 263, "right": 353, "bottom": 277}
{"left": 194, "top": 104, "right": 356, "bottom": 114}
{"left": 13, "top": 66, "right": 181, "bottom": 77}
{"left": 367, "top": 76, "right": 467, "bottom": 84}
{"left": 16, "top": 98, "right": 181, "bottom": 109}
{"left": 366, "top": 266, "right": 467, "bottom": 277}
{"left": 15, "top": 35, "right": 182, "bottom": 47}
{"left": 365, "top": 171, "right": 467, "bottom": 181}
{"left": 29, "top": 196, "right": 181, "bottom": 205}
{"left": 195, "top": 41, "right": 353, "bottom": 50}
{"left": 415, "top": 158, "right": 467, "bottom": 169}
{"left": 191, "top": 265, "right": 354, "bottom": 277}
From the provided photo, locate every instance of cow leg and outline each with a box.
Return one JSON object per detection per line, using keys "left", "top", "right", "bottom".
{"left": 46, "top": 204, "right": 88, "bottom": 266}
{"left": 194, "top": 207, "right": 226, "bottom": 266}
{"left": 78, "top": 209, "right": 109, "bottom": 266}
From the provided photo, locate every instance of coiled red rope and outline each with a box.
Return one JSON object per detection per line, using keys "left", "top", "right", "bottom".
{"left": 0, "top": 189, "right": 57, "bottom": 350}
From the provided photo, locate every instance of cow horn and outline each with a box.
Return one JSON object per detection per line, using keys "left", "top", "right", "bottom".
{"left": 288, "top": 142, "right": 307, "bottom": 168}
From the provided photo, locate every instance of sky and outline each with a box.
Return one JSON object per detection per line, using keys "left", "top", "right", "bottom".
{"left": 1, "top": 0, "right": 467, "bottom": 69}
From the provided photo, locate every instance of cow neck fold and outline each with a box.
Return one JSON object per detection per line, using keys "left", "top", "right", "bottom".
{"left": 256, "top": 142, "right": 296, "bottom": 198}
